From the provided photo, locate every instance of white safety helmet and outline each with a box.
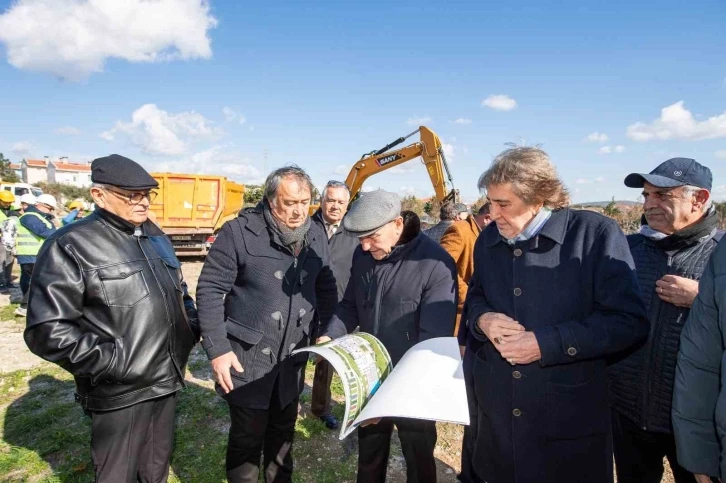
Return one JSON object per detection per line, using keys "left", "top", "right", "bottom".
{"left": 36, "top": 194, "right": 58, "bottom": 209}
{"left": 19, "top": 193, "right": 36, "bottom": 206}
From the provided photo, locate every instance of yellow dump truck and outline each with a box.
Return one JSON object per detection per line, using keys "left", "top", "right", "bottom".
{"left": 150, "top": 173, "right": 244, "bottom": 257}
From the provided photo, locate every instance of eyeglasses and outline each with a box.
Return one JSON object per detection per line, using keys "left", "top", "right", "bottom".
{"left": 104, "top": 187, "right": 158, "bottom": 205}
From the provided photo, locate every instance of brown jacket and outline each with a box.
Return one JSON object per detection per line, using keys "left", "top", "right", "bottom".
{"left": 440, "top": 216, "right": 482, "bottom": 335}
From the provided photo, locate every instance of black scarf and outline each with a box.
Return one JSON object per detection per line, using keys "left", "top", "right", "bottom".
{"left": 644, "top": 208, "right": 718, "bottom": 252}
{"left": 261, "top": 199, "right": 311, "bottom": 254}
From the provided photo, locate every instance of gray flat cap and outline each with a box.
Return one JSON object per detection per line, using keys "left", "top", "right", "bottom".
{"left": 343, "top": 189, "right": 402, "bottom": 237}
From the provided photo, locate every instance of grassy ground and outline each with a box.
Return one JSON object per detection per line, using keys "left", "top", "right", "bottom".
{"left": 0, "top": 348, "right": 462, "bottom": 482}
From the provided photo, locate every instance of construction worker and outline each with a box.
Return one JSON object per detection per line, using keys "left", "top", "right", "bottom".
{"left": 15, "top": 193, "right": 57, "bottom": 317}
{"left": 62, "top": 200, "right": 87, "bottom": 225}
{"left": 0, "top": 191, "right": 20, "bottom": 293}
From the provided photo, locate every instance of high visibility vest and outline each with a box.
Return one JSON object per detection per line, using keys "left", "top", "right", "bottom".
{"left": 16, "top": 212, "right": 53, "bottom": 256}
{"left": 0, "top": 210, "right": 7, "bottom": 222}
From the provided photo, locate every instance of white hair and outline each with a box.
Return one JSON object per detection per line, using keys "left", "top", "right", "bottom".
{"left": 682, "top": 185, "right": 712, "bottom": 211}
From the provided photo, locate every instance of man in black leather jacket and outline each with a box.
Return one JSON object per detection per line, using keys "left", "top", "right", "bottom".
{"left": 24, "top": 154, "right": 199, "bottom": 483}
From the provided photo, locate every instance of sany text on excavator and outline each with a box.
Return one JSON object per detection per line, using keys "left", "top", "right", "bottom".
{"left": 311, "top": 126, "right": 458, "bottom": 213}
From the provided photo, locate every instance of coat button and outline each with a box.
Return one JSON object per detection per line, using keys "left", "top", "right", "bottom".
{"left": 512, "top": 408, "right": 522, "bottom": 417}
{"left": 513, "top": 287, "right": 522, "bottom": 296}
{"left": 512, "top": 370, "right": 522, "bottom": 379}
{"left": 513, "top": 248, "right": 522, "bottom": 257}
{"left": 567, "top": 347, "right": 577, "bottom": 356}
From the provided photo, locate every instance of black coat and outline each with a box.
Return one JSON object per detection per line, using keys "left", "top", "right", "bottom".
{"left": 196, "top": 207, "right": 337, "bottom": 409}
{"left": 672, "top": 239, "right": 726, "bottom": 478}
{"left": 311, "top": 209, "right": 359, "bottom": 302}
{"left": 609, "top": 229, "right": 723, "bottom": 433}
{"left": 325, "top": 233, "right": 457, "bottom": 365}
{"left": 24, "top": 209, "right": 198, "bottom": 411}
{"left": 465, "top": 208, "right": 648, "bottom": 483}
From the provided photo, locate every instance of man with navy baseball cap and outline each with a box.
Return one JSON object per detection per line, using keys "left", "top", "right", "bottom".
{"left": 610, "top": 157, "right": 722, "bottom": 483}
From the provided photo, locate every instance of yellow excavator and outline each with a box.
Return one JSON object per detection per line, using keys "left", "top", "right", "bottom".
{"left": 311, "top": 126, "right": 458, "bottom": 213}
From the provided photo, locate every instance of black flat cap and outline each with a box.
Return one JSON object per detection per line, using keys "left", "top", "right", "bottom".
{"left": 91, "top": 154, "right": 158, "bottom": 190}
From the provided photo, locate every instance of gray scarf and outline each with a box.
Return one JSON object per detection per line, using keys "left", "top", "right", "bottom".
{"left": 262, "top": 199, "right": 311, "bottom": 253}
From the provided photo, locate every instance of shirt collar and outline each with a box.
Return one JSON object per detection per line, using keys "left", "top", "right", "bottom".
{"left": 483, "top": 207, "right": 569, "bottom": 247}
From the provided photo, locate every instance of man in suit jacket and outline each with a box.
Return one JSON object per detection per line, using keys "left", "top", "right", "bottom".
{"left": 440, "top": 202, "right": 492, "bottom": 338}
{"left": 310, "top": 180, "right": 359, "bottom": 429}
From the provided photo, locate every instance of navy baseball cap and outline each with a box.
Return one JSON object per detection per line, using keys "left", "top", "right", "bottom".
{"left": 624, "top": 157, "right": 712, "bottom": 191}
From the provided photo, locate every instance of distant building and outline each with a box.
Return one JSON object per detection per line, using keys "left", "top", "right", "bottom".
{"left": 9, "top": 163, "right": 22, "bottom": 180}
{"left": 21, "top": 158, "right": 49, "bottom": 185}
{"left": 48, "top": 157, "right": 92, "bottom": 187}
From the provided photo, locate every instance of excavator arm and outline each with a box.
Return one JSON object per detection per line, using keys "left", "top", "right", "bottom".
{"left": 344, "top": 126, "right": 458, "bottom": 203}
{"left": 310, "top": 126, "right": 458, "bottom": 215}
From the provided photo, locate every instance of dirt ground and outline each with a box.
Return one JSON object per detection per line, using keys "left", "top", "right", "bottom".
{"left": 0, "top": 260, "right": 676, "bottom": 482}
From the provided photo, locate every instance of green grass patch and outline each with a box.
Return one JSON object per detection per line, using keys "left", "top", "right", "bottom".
{"left": 0, "top": 303, "right": 20, "bottom": 321}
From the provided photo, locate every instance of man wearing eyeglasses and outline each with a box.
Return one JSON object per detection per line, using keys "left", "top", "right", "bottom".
{"left": 14, "top": 193, "right": 58, "bottom": 317}
{"left": 24, "top": 154, "right": 199, "bottom": 483}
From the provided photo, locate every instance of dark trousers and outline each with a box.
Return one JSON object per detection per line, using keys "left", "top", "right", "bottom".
{"left": 19, "top": 262, "right": 33, "bottom": 308}
{"left": 310, "top": 359, "right": 334, "bottom": 417}
{"left": 90, "top": 393, "right": 177, "bottom": 483}
{"left": 3, "top": 252, "right": 14, "bottom": 285}
{"left": 357, "top": 417, "right": 437, "bottom": 483}
{"left": 226, "top": 384, "right": 298, "bottom": 483}
{"left": 612, "top": 409, "right": 696, "bottom": 483}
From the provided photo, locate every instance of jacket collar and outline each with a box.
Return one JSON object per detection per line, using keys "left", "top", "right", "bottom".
{"left": 312, "top": 209, "right": 346, "bottom": 237}
{"left": 377, "top": 232, "right": 423, "bottom": 263}
{"left": 242, "top": 207, "right": 323, "bottom": 248}
{"left": 468, "top": 216, "right": 482, "bottom": 236}
{"left": 95, "top": 208, "right": 163, "bottom": 236}
{"left": 25, "top": 205, "right": 54, "bottom": 221}
{"left": 483, "top": 207, "right": 569, "bottom": 247}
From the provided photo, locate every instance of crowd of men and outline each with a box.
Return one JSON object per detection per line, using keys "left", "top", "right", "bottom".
{"left": 15, "top": 150, "right": 726, "bottom": 483}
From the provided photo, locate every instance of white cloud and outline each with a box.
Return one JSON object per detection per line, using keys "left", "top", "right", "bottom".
{"left": 595, "top": 177, "right": 607, "bottom": 183}
{"left": 334, "top": 164, "right": 349, "bottom": 176}
{"left": 407, "top": 115, "right": 432, "bottom": 126}
{"left": 55, "top": 126, "right": 82, "bottom": 135}
{"left": 222, "top": 106, "right": 247, "bottom": 125}
{"left": 453, "top": 118, "right": 472, "bottom": 125}
{"left": 222, "top": 107, "right": 237, "bottom": 122}
{"left": 586, "top": 132, "right": 608, "bottom": 143}
{"left": 11, "top": 141, "right": 33, "bottom": 156}
{"left": 575, "top": 178, "right": 593, "bottom": 184}
{"left": 627, "top": 101, "right": 726, "bottom": 141}
{"left": 481, "top": 94, "right": 517, "bottom": 111}
{"left": 153, "top": 144, "right": 264, "bottom": 184}
{"left": 0, "top": 0, "right": 217, "bottom": 81}
{"left": 598, "top": 145, "right": 625, "bottom": 155}
{"left": 101, "top": 104, "right": 223, "bottom": 156}
{"left": 442, "top": 142, "right": 455, "bottom": 160}
{"left": 715, "top": 150, "right": 726, "bottom": 159}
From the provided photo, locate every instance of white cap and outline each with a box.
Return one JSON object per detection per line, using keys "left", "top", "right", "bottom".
{"left": 36, "top": 194, "right": 57, "bottom": 209}
{"left": 19, "top": 194, "right": 36, "bottom": 205}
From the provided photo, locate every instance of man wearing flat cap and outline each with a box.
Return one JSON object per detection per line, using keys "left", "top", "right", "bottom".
{"left": 608, "top": 157, "right": 723, "bottom": 483}
{"left": 24, "top": 154, "right": 199, "bottom": 482}
{"left": 321, "top": 189, "right": 458, "bottom": 483}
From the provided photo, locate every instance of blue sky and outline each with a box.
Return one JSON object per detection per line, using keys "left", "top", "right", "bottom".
{"left": 0, "top": 0, "right": 724, "bottom": 203}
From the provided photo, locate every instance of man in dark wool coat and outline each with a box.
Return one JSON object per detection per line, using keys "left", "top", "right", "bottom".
{"left": 463, "top": 146, "right": 649, "bottom": 483}
{"left": 196, "top": 165, "right": 337, "bottom": 483}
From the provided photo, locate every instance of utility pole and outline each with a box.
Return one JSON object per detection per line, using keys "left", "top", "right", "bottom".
{"left": 263, "top": 149, "right": 268, "bottom": 176}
